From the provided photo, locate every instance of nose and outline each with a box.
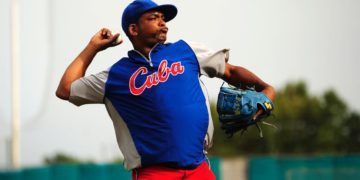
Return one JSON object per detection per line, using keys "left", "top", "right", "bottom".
{"left": 159, "top": 18, "right": 166, "bottom": 27}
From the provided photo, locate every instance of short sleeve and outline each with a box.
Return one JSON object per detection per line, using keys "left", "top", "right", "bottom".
{"left": 187, "top": 41, "right": 229, "bottom": 78}
{"left": 69, "top": 70, "right": 109, "bottom": 106}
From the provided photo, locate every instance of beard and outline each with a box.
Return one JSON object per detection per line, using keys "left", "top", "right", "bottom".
{"left": 138, "top": 26, "right": 168, "bottom": 45}
{"left": 155, "top": 31, "right": 167, "bottom": 43}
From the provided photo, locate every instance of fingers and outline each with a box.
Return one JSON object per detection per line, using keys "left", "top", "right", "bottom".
{"left": 100, "top": 29, "right": 122, "bottom": 44}
{"left": 110, "top": 33, "right": 119, "bottom": 41}
{"left": 252, "top": 109, "right": 264, "bottom": 121}
{"left": 100, "top": 28, "right": 113, "bottom": 39}
{"left": 90, "top": 28, "right": 123, "bottom": 51}
{"left": 110, "top": 33, "right": 123, "bottom": 46}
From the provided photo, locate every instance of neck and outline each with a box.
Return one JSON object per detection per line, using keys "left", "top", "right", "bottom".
{"left": 133, "top": 45, "right": 152, "bottom": 59}
{"left": 133, "top": 42, "right": 159, "bottom": 59}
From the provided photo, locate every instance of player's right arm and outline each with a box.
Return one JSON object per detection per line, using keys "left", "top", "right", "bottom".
{"left": 56, "top": 28, "right": 122, "bottom": 100}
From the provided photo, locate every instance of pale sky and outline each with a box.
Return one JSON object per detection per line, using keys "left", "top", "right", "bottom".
{"left": 0, "top": 0, "right": 359, "bottom": 168}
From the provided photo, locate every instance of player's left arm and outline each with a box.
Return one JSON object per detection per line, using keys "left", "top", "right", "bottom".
{"left": 186, "top": 40, "right": 275, "bottom": 117}
{"left": 221, "top": 63, "right": 276, "bottom": 118}
{"left": 222, "top": 63, "right": 275, "bottom": 101}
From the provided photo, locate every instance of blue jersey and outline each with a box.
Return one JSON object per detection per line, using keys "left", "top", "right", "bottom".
{"left": 105, "top": 40, "right": 209, "bottom": 168}
{"left": 69, "top": 40, "right": 229, "bottom": 170}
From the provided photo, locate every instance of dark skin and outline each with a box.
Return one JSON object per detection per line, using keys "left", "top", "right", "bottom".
{"left": 128, "top": 11, "right": 168, "bottom": 58}
{"left": 56, "top": 10, "right": 275, "bottom": 119}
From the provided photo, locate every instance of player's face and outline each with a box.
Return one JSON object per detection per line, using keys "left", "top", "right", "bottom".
{"left": 136, "top": 11, "right": 168, "bottom": 45}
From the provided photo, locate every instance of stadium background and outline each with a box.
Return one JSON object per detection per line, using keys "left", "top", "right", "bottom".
{"left": 1, "top": 0, "right": 359, "bottom": 179}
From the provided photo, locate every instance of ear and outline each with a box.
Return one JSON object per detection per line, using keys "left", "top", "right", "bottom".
{"left": 128, "top": 24, "right": 138, "bottom": 37}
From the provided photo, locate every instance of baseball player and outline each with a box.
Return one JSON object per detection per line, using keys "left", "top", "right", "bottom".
{"left": 56, "top": 0, "right": 275, "bottom": 179}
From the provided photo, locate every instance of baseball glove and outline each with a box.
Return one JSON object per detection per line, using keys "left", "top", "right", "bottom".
{"left": 217, "top": 83, "right": 276, "bottom": 138}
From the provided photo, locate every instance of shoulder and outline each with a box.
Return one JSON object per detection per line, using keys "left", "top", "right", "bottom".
{"left": 162, "top": 40, "right": 211, "bottom": 54}
{"left": 109, "top": 57, "right": 131, "bottom": 70}
{"left": 163, "top": 40, "right": 188, "bottom": 47}
{"left": 182, "top": 40, "right": 215, "bottom": 55}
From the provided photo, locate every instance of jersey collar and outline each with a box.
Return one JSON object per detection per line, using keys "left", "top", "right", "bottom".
{"left": 128, "top": 43, "right": 165, "bottom": 67}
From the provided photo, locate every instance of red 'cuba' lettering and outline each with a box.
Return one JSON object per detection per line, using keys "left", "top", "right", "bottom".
{"left": 129, "top": 60, "right": 185, "bottom": 95}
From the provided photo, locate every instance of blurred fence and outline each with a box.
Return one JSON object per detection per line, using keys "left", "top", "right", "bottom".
{"left": 249, "top": 156, "right": 360, "bottom": 180}
{"left": 3, "top": 156, "right": 360, "bottom": 180}
{"left": 0, "top": 157, "right": 221, "bottom": 180}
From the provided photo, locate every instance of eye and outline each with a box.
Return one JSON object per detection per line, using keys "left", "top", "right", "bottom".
{"left": 148, "top": 16, "right": 157, "bottom": 21}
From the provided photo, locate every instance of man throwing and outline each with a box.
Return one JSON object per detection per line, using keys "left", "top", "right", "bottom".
{"left": 56, "top": 0, "right": 275, "bottom": 179}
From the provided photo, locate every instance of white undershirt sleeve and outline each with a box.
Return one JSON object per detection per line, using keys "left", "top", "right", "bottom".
{"left": 187, "top": 41, "right": 229, "bottom": 78}
{"left": 69, "top": 70, "right": 109, "bottom": 106}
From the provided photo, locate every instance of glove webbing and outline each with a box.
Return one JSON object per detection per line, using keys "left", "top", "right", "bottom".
{"left": 254, "top": 121, "right": 278, "bottom": 138}
{"left": 220, "top": 82, "right": 278, "bottom": 138}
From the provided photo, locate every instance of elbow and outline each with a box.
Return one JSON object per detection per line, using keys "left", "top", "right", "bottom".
{"left": 265, "top": 84, "right": 276, "bottom": 101}
{"left": 221, "top": 63, "right": 236, "bottom": 84}
{"left": 55, "top": 85, "right": 70, "bottom": 100}
{"left": 270, "top": 85, "right": 276, "bottom": 96}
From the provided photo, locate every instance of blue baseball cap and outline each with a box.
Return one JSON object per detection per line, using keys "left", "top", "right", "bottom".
{"left": 122, "top": 0, "right": 177, "bottom": 35}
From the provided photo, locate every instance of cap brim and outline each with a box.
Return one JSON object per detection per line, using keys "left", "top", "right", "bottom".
{"left": 147, "top": 4, "right": 178, "bottom": 22}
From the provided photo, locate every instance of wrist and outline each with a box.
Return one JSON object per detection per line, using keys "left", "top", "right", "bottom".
{"left": 76, "top": 43, "right": 99, "bottom": 65}
{"left": 263, "top": 86, "right": 276, "bottom": 102}
{"left": 85, "top": 42, "right": 101, "bottom": 54}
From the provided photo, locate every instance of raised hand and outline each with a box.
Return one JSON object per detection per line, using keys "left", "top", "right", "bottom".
{"left": 89, "top": 28, "right": 123, "bottom": 52}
